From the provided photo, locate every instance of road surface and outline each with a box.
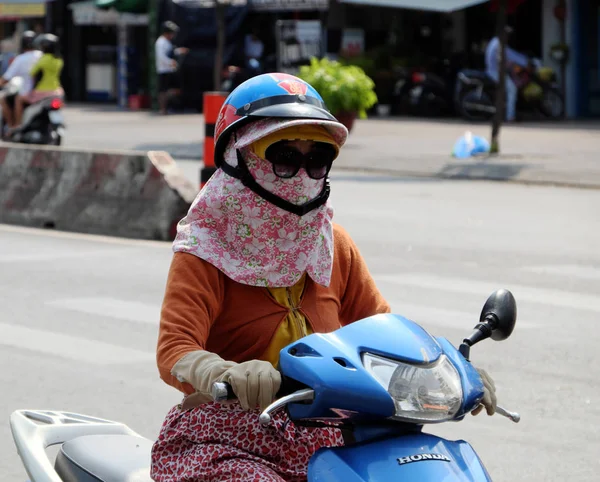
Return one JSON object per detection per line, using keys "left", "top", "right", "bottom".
{"left": 1, "top": 172, "right": 599, "bottom": 480}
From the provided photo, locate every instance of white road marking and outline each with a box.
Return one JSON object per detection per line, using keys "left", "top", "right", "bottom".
{"left": 46, "top": 298, "right": 161, "bottom": 325}
{"left": 375, "top": 273, "right": 600, "bottom": 313}
{"left": 0, "top": 250, "right": 125, "bottom": 263}
{"left": 522, "top": 264, "right": 600, "bottom": 281}
{"left": 0, "top": 323, "right": 154, "bottom": 365}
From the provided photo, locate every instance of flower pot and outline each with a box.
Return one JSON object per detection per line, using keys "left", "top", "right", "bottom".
{"left": 335, "top": 111, "right": 357, "bottom": 132}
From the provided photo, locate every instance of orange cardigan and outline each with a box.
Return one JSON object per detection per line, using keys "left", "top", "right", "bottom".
{"left": 156, "top": 223, "right": 391, "bottom": 394}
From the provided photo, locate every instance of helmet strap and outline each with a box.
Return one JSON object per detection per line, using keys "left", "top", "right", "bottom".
{"left": 219, "top": 150, "right": 330, "bottom": 217}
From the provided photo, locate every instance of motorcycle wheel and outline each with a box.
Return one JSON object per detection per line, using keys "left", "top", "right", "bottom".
{"left": 48, "top": 127, "right": 61, "bottom": 146}
{"left": 539, "top": 87, "right": 564, "bottom": 119}
{"left": 460, "top": 89, "right": 495, "bottom": 121}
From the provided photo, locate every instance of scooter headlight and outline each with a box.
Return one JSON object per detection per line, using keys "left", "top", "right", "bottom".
{"left": 363, "top": 353, "right": 463, "bottom": 423}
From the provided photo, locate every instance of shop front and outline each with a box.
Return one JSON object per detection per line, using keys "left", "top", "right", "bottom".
{"left": 0, "top": 0, "right": 50, "bottom": 73}
{"left": 67, "top": 0, "right": 148, "bottom": 106}
{"left": 571, "top": 0, "right": 600, "bottom": 116}
{"left": 244, "top": 0, "right": 329, "bottom": 74}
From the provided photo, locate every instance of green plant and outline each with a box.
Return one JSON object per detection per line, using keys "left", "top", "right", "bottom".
{"left": 298, "top": 57, "right": 378, "bottom": 119}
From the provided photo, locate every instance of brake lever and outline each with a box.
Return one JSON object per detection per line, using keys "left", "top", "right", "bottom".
{"left": 259, "top": 389, "right": 314, "bottom": 427}
{"left": 211, "top": 382, "right": 315, "bottom": 427}
{"left": 474, "top": 403, "right": 520, "bottom": 423}
{"left": 495, "top": 405, "right": 520, "bottom": 423}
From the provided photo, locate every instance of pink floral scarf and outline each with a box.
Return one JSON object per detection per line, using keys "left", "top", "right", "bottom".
{"left": 172, "top": 120, "right": 342, "bottom": 288}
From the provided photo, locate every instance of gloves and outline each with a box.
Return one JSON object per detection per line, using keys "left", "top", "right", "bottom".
{"left": 472, "top": 367, "right": 497, "bottom": 416}
{"left": 171, "top": 350, "right": 281, "bottom": 411}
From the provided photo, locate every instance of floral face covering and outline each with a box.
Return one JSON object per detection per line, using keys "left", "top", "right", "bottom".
{"left": 172, "top": 120, "right": 340, "bottom": 288}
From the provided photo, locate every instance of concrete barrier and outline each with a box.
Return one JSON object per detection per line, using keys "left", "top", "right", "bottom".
{"left": 0, "top": 143, "right": 199, "bottom": 241}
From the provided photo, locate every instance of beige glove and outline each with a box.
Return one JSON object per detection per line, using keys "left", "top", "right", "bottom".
{"left": 171, "top": 350, "right": 281, "bottom": 411}
{"left": 472, "top": 367, "right": 497, "bottom": 416}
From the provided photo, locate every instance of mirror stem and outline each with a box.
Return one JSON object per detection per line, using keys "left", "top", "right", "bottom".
{"left": 459, "top": 342, "right": 471, "bottom": 360}
{"left": 460, "top": 314, "right": 498, "bottom": 359}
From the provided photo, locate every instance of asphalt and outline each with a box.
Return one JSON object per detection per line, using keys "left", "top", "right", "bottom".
{"left": 60, "top": 104, "right": 600, "bottom": 190}
{"left": 3, "top": 176, "right": 600, "bottom": 481}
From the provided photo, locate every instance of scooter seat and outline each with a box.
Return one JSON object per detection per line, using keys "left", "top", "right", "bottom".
{"left": 55, "top": 434, "right": 153, "bottom": 482}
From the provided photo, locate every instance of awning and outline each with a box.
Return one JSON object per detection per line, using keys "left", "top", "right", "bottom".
{"left": 171, "top": 0, "right": 326, "bottom": 10}
{"left": 170, "top": 0, "right": 247, "bottom": 7}
{"left": 249, "top": 0, "right": 328, "bottom": 11}
{"left": 338, "top": 0, "right": 488, "bottom": 12}
{"left": 95, "top": 0, "right": 147, "bottom": 13}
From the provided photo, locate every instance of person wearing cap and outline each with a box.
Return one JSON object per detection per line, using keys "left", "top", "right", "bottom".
{"left": 485, "top": 26, "right": 529, "bottom": 122}
{"left": 0, "top": 30, "right": 41, "bottom": 131}
{"left": 150, "top": 73, "right": 498, "bottom": 482}
{"left": 155, "top": 20, "right": 188, "bottom": 115}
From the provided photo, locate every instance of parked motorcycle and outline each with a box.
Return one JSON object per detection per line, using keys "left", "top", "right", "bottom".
{"left": 455, "top": 59, "right": 564, "bottom": 121}
{"left": 10, "top": 289, "right": 519, "bottom": 481}
{"left": 391, "top": 56, "right": 464, "bottom": 117}
{"left": 0, "top": 77, "right": 65, "bottom": 145}
{"left": 221, "top": 65, "right": 250, "bottom": 93}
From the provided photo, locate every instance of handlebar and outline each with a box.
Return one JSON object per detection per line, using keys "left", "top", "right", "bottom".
{"left": 495, "top": 405, "right": 521, "bottom": 423}
{"left": 212, "top": 382, "right": 520, "bottom": 426}
{"left": 212, "top": 381, "right": 313, "bottom": 427}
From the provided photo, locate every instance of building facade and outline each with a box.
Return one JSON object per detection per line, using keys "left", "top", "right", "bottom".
{"left": 542, "top": 0, "right": 600, "bottom": 118}
{"left": 29, "top": 0, "right": 598, "bottom": 118}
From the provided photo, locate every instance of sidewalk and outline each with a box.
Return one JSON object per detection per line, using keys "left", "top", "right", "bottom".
{"left": 335, "top": 118, "right": 600, "bottom": 189}
{"left": 61, "top": 105, "right": 600, "bottom": 189}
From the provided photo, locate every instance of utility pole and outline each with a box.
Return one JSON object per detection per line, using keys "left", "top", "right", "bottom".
{"left": 490, "top": 0, "right": 508, "bottom": 154}
{"left": 148, "top": 0, "right": 159, "bottom": 111}
{"left": 214, "top": 1, "right": 226, "bottom": 91}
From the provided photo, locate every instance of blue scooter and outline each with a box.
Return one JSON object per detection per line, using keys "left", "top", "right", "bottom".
{"left": 214, "top": 288, "right": 520, "bottom": 481}
{"left": 10, "top": 289, "right": 518, "bottom": 481}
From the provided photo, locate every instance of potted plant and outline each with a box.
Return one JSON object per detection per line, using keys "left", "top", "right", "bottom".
{"left": 298, "top": 57, "right": 378, "bottom": 132}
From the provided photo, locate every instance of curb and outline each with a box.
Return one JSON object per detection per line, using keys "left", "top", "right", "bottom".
{"left": 332, "top": 165, "right": 600, "bottom": 191}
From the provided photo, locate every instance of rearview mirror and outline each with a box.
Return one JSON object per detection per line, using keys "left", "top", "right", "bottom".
{"left": 459, "top": 289, "right": 517, "bottom": 359}
{"left": 480, "top": 289, "right": 517, "bottom": 341}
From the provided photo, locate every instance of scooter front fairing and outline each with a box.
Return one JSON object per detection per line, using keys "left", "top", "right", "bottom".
{"left": 309, "top": 432, "right": 491, "bottom": 481}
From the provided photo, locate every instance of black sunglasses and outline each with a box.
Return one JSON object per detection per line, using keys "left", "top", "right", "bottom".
{"left": 264, "top": 141, "right": 337, "bottom": 180}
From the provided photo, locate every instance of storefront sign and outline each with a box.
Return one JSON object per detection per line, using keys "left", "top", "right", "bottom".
{"left": 70, "top": 1, "right": 148, "bottom": 25}
{"left": 341, "top": 28, "right": 364, "bottom": 57}
{"left": 276, "top": 20, "right": 323, "bottom": 74}
{"left": 251, "top": 0, "right": 327, "bottom": 11}
{"left": 0, "top": 3, "right": 45, "bottom": 18}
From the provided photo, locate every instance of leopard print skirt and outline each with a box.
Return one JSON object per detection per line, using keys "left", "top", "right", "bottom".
{"left": 150, "top": 402, "right": 343, "bottom": 482}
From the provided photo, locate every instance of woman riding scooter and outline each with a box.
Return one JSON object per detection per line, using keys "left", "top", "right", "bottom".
{"left": 12, "top": 33, "right": 63, "bottom": 131}
{"left": 150, "top": 73, "right": 498, "bottom": 482}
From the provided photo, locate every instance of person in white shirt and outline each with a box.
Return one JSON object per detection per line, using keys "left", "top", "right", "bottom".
{"left": 244, "top": 27, "right": 264, "bottom": 76}
{"left": 155, "top": 21, "right": 188, "bottom": 115}
{"left": 485, "top": 26, "right": 529, "bottom": 122}
{"left": 0, "top": 31, "right": 41, "bottom": 129}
